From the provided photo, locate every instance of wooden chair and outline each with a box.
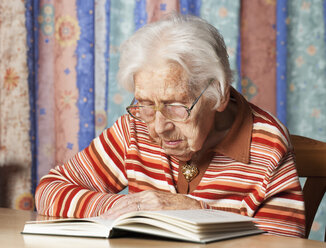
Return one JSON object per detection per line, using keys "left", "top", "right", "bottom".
{"left": 291, "top": 134, "right": 326, "bottom": 241}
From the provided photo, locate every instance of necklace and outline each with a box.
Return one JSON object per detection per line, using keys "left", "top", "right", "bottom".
{"left": 182, "top": 162, "right": 199, "bottom": 182}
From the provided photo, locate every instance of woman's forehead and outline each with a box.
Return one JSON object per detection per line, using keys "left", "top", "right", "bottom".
{"left": 134, "top": 62, "right": 187, "bottom": 82}
{"left": 134, "top": 81, "right": 190, "bottom": 102}
{"left": 134, "top": 63, "right": 192, "bottom": 101}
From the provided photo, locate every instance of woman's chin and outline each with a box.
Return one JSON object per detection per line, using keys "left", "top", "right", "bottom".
{"left": 164, "top": 148, "right": 193, "bottom": 161}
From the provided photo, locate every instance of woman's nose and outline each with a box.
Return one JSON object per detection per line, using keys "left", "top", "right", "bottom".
{"left": 154, "top": 111, "right": 174, "bottom": 134}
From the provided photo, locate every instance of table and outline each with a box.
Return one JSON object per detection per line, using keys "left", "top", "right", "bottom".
{"left": 0, "top": 208, "right": 325, "bottom": 248}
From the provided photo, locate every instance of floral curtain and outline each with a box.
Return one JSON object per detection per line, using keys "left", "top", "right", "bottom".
{"left": 0, "top": 0, "right": 32, "bottom": 210}
{"left": 0, "top": 0, "right": 325, "bottom": 241}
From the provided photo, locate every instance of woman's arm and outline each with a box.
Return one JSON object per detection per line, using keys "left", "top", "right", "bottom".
{"left": 199, "top": 151, "right": 305, "bottom": 238}
{"left": 253, "top": 151, "right": 305, "bottom": 238}
{"left": 35, "top": 116, "right": 130, "bottom": 217}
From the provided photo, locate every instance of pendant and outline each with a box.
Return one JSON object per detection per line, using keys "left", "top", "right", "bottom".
{"left": 182, "top": 162, "right": 199, "bottom": 182}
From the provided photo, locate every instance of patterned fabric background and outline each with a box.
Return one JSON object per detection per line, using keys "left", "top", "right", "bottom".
{"left": 0, "top": 0, "right": 33, "bottom": 211}
{"left": 0, "top": 0, "right": 325, "bottom": 241}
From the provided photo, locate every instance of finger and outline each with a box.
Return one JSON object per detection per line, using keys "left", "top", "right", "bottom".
{"left": 101, "top": 193, "right": 144, "bottom": 218}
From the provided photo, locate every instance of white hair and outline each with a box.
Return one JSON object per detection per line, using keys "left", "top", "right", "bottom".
{"left": 117, "top": 13, "right": 233, "bottom": 109}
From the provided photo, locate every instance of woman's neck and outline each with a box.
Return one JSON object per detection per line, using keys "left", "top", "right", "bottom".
{"left": 191, "top": 99, "right": 237, "bottom": 164}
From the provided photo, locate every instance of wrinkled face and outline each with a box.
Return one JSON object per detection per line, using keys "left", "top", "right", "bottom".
{"left": 134, "top": 62, "right": 216, "bottom": 161}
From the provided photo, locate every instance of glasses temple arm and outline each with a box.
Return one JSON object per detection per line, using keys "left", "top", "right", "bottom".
{"left": 189, "top": 79, "right": 213, "bottom": 111}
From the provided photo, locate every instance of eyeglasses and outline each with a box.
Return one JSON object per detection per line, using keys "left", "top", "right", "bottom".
{"left": 126, "top": 80, "right": 212, "bottom": 123}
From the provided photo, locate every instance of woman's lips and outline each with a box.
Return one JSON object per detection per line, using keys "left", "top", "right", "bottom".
{"left": 163, "top": 139, "right": 183, "bottom": 147}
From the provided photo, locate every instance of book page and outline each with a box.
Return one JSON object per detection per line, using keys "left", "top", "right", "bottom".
{"left": 22, "top": 216, "right": 116, "bottom": 238}
{"left": 22, "top": 209, "right": 263, "bottom": 242}
{"left": 124, "top": 209, "right": 254, "bottom": 225}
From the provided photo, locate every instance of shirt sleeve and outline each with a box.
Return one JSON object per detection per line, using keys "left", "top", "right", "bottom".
{"left": 198, "top": 150, "right": 305, "bottom": 238}
{"left": 35, "top": 115, "right": 131, "bottom": 218}
{"left": 253, "top": 151, "right": 306, "bottom": 238}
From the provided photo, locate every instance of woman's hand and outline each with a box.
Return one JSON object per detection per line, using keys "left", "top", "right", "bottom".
{"left": 100, "top": 190, "right": 201, "bottom": 219}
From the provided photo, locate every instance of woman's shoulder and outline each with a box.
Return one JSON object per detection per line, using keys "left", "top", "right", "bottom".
{"left": 250, "top": 104, "right": 291, "bottom": 155}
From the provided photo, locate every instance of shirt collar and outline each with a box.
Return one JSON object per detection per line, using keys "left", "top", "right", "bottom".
{"left": 212, "top": 87, "right": 253, "bottom": 164}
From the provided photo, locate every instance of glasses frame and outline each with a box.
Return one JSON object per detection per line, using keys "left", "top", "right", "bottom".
{"left": 126, "top": 79, "right": 213, "bottom": 123}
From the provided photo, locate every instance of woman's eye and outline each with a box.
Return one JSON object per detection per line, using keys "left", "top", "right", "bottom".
{"left": 168, "top": 103, "right": 186, "bottom": 107}
{"left": 138, "top": 101, "right": 153, "bottom": 106}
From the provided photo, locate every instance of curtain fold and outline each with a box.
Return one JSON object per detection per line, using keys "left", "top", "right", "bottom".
{"left": 107, "top": 0, "right": 135, "bottom": 128}
{"left": 276, "top": 0, "right": 288, "bottom": 125}
{"left": 200, "top": 0, "right": 240, "bottom": 89}
{"left": 94, "top": 0, "right": 110, "bottom": 137}
{"left": 287, "top": 1, "right": 326, "bottom": 141}
{"left": 240, "top": 0, "right": 277, "bottom": 115}
{"left": 0, "top": 0, "right": 33, "bottom": 210}
{"left": 25, "top": 0, "right": 39, "bottom": 194}
{"left": 180, "top": 0, "right": 201, "bottom": 15}
{"left": 76, "top": 0, "right": 95, "bottom": 150}
{"left": 146, "top": 0, "right": 179, "bottom": 23}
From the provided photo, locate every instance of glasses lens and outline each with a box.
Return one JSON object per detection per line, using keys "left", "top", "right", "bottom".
{"left": 163, "top": 105, "right": 188, "bottom": 121}
{"left": 128, "top": 106, "right": 155, "bottom": 122}
{"left": 127, "top": 105, "right": 189, "bottom": 122}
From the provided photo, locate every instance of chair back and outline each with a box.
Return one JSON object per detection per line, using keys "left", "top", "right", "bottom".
{"left": 291, "top": 134, "right": 326, "bottom": 241}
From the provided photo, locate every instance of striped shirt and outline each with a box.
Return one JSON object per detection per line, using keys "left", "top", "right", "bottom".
{"left": 35, "top": 88, "right": 305, "bottom": 238}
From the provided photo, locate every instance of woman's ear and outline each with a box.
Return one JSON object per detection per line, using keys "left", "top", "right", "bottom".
{"left": 216, "top": 87, "right": 230, "bottom": 112}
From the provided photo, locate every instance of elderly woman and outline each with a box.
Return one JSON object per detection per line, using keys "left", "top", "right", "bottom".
{"left": 35, "top": 14, "right": 305, "bottom": 238}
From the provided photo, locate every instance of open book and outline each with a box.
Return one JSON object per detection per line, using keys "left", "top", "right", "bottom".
{"left": 22, "top": 209, "right": 264, "bottom": 243}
